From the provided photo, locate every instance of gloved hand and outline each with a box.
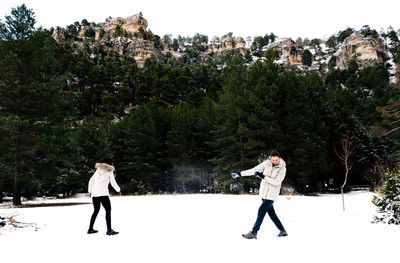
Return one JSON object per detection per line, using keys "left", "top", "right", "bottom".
{"left": 231, "top": 172, "right": 241, "bottom": 179}
{"left": 254, "top": 171, "right": 265, "bottom": 179}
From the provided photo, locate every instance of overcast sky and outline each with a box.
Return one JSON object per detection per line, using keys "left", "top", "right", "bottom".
{"left": 1, "top": 0, "right": 400, "bottom": 40}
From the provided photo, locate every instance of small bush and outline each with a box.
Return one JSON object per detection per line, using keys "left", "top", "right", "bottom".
{"left": 372, "top": 166, "right": 400, "bottom": 224}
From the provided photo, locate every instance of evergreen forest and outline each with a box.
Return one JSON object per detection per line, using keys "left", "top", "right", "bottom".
{"left": 1, "top": 5, "right": 400, "bottom": 205}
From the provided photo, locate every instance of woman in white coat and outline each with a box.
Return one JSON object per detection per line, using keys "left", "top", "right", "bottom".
{"left": 87, "top": 157, "right": 121, "bottom": 235}
{"left": 231, "top": 150, "right": 288, "bottom": 239}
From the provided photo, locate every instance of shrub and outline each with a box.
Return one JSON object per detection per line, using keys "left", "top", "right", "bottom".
{"left": 372, "top": 166, "right": 400, "bottom": 224}
{"left": 302, "top": 49, "right": 312, "bottom": 66}
{"left": 84, "top": 27, "right": 95, "bottom": 38}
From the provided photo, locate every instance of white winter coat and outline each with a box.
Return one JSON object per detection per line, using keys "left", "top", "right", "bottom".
{"left": 88, "top": 163, "right": 121, "bottom": 197}
{"left": 241, "top": 158, "right": 286, "bottom": 201}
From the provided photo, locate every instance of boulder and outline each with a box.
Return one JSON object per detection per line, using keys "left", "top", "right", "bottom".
{"left": 103, "top": 12, "right": 148, "bottom": 36}
{"left": 78, "top": 25, "right": 90, "bottom": 37}
{"left": 235, "top": 37, "right": 246, "bottom": 48}
{"left": 267, "top": 38, "right": 302, "bottom": 65}
{"left": 221, "top": 32, "right": 235, "bottom": 49}
{"left": 51, "top": 27, "right": 66, "bottom": 42}
{"left": 334, "top": 32, "right": 388, "bottom": 70}
{"left": 207, "top": 32, "right": 246, "bottom": 55}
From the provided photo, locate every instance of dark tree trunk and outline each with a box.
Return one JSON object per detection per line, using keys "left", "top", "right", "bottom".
{"left": 13, "top": 174, "right": 21, "bottom": 206}
{"left": 0, "top": 175, "right": 3, "bottom": 203}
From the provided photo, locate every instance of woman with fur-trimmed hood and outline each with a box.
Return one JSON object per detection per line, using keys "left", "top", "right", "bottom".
{"left": 87, "top": 157, "right": 121, "bottom": 236}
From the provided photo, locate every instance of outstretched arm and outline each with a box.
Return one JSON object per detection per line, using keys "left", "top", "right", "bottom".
{"left": 240, "top": 162, "right": 266, "bottom": 177}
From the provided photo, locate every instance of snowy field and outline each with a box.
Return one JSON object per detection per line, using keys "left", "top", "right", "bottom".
{"left": 0, "top": 191, "right": 398, "bottom": 263}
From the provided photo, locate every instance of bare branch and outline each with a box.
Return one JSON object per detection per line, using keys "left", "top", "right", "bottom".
{"left": 382, "top": 126, "right": 400, "bottom": 136}
{"left": 388, "top": 119, "right": 400, "bottom": 125}
{"left": 334, "top": 131, "right": 356, "bottom": 211}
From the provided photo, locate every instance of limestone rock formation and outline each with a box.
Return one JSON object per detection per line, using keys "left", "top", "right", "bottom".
{"left": 103, "top": 13, "right": 148, "bottom": 35}
{"left": 50, "top": 13, "right": 396, "bottom": 76}
{"left": 78, "top": 25, "right": 90, "bottom": 37}
{"left": 334, "top": 32, "right": 388, "bottom": 70}
{"left": 74, "top": 13, "right": 148, "bottom": 38}
{"left": 221, "top": 32, "right": 235, "bottom": 49}
{"left": 51, "top": 27, "right": 67, "bottom": 42}
{"left": 51, "top": 13, "right": 160, "bottom": 66}
{"left": 208, "top": 32, "right": 246, "bottom": 54}
{"left": 100, "top": 37, "right": 163, "bottom": 67}
{"left": 235, "top": 36, "right": 246, "bottom": 48}
{"left": 266, "top": 38, "right": 302, "bottom": 66}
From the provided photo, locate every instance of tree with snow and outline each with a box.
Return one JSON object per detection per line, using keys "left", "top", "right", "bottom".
{"left": 372, "top": 166, "right": 400, "bottom": 224}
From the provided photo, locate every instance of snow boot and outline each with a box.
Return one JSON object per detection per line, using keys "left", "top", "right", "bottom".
{"left": 277, "top": 230, "right": 288, "bottom": 237}
{"left": 242, "top": 231, "right": 257, "bottom": 239}
{"left": 106, "top": 230, "right": 119, "bottom": 235}
{"left": 87, "top": 229, "right": 98, "bottom": 234}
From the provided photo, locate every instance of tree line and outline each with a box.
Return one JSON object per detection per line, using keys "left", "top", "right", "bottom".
{"left": 1, "top": 5, "right": 400, "bottom": 205}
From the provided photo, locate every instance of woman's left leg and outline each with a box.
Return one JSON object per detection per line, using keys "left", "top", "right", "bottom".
{"left": 100, "top": 196, "right": 112, "bottom": 231}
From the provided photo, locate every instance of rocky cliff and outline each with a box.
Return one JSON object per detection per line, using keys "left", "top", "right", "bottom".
{"left": 52, "top": 26, "right": 67, "bottom": 42}
{"left": 265, "top": 32, "right": 394, "bottom": 80}
{"left": 334, "top": 32, "right": 388, "bottom": 70}
{"left": 100, "top": 37, "right": 163, "bottom": 65}
{"left": 52, "top": 13, "right": 160, "bottom": 66}
{"left": 208, "top": 32, "right": 246, "bottom": 55}
{"left": 266, "top": 38, "right": 303, "bottom": 66}
{"left": 51, "top": 13, "right": 397, "bottom": 81}
{"left": 101, "top": 13, "right": 148, "bottom": 36}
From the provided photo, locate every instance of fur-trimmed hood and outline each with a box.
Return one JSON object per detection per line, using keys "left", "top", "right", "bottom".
{"left": 89, "top": 163, "right": 120, "bottom": 197}
{"left": 95, "top": 163, "right": 115, "bottom": 172}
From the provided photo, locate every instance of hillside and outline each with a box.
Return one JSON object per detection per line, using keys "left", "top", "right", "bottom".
{"left": 2, "top": 5, "right": 400, "bottom": 202}
{"left": 51, "top": 13, "right": 399, "bottom": 82}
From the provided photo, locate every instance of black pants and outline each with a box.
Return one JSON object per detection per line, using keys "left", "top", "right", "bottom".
{"left": 89, "top": 196, "right": 112, "bottom": 231}
{"left": 252, "top": 199, "right": 285, "bottom": 233}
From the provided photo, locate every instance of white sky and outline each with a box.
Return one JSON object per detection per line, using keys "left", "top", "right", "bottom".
{"left": 1, "top": 0, "right": 400, "bottom": 40}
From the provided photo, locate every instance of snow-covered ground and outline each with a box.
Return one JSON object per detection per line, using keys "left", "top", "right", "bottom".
{"left": 0, "top": 191, "right": 398, "bottom": 263}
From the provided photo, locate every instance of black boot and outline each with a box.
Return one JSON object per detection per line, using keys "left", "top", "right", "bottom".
{"left": 87, "top": 229, "right": 98, "bottom": 234}
{"left": 106, "top": 229, "right": 119, "bottom": 235}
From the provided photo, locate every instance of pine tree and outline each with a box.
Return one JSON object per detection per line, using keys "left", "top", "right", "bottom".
{"left": 113, "top": 102, "right": 161, "bottom": 194}
{"left": 243, "top": 59, "right": 281, "bottom": 161}
{"left": 72, "top": 116, "right": 113, "bottom": 190}
{"left": 302, "top": 49, "right": 312, "bottom": 67}
{"left": 210, "top": 55, "right": 248, "bottom": 191}
{"left": 0, "top": 5, "right": 78, "bottom": 204}
{"left": 279, "top": 72, "right": 329, "bottom": 192}
{"left": 119, "top": 57, "right": 139, "bottom": 107}
{"left": 167, "top": 104, "right": 195, "bottom": 163}
{"left": 372, "top": 166, "right": 400, "bottom": 224}
{"left": 0, "top": 4, "right": 35, "bottom": 41}
{"left": 166, "top": 103, "right": 213, "bottom": 192}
